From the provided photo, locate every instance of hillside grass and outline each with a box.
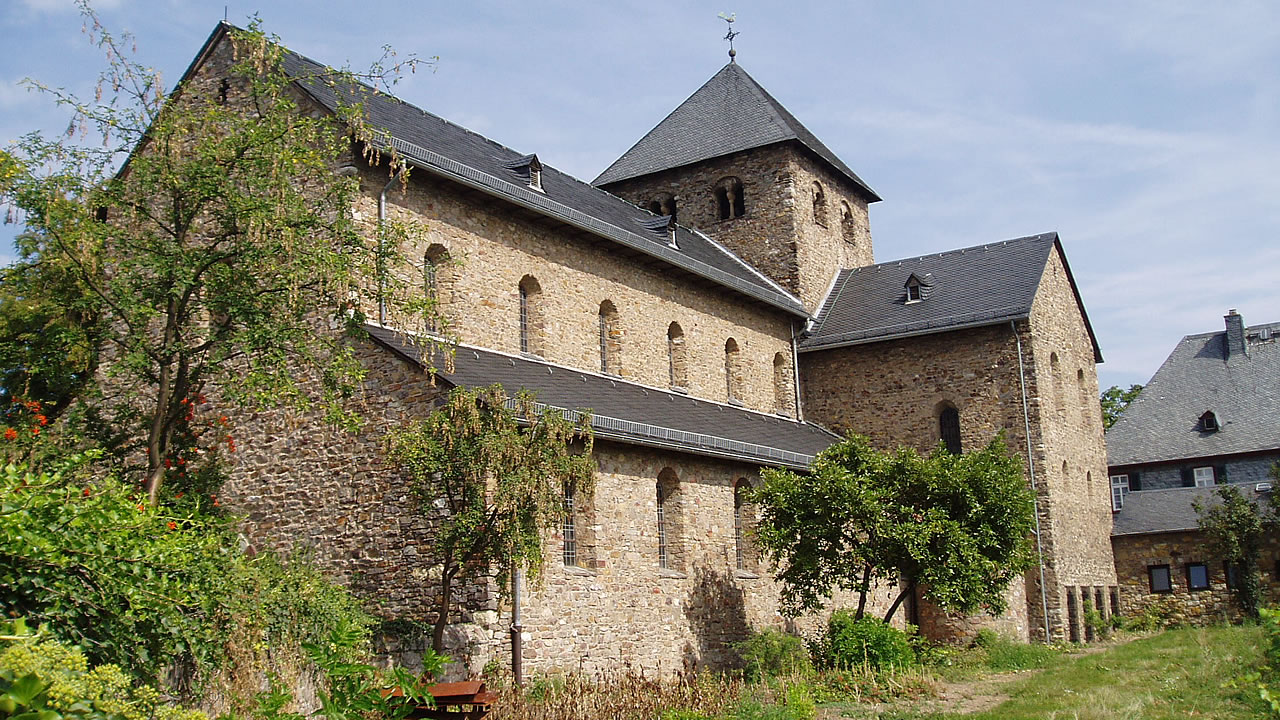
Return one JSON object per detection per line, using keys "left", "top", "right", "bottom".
{"left": 832, "top": 624, "right": 1269, "bottom": 719}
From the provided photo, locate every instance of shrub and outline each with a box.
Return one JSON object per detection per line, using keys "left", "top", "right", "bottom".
{"left": 735, "top": 629, "right": 812, "bottom": 682}
{"left": 0, "top": 619, "right": 207, "bottom": 720}
{"left": 1232, "top": 605, "right": 1280, "bottom": 717}
{"left": 822, "top": 611, "right": 916, "bottom": 670}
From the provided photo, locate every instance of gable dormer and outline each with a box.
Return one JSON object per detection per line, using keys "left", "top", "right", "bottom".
{"left": 503, "top": 153, "right": 543, "bottom": 192}
{"left": 904, "top": 273, "right": 932, "bottom": 304}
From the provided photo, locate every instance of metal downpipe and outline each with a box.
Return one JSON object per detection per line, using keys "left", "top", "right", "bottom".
{"left": 1014, "top": 320, "right": 1052, "bottom": 643}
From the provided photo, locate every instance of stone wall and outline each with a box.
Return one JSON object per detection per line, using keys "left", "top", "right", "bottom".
{"left": 600, "top": 143, "right": 873, "bottom": 313}
{"left": 357, "top": 165, "right": 802, "bottom": 416}
{"left": 1024, "top": 247, "right": 1119, "bottom": 639}
{"left": 1112, "top": 530, "right": 1280, "bottom": 623}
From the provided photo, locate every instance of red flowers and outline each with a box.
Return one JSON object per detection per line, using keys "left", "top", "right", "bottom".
{"left": 167, "top": 521, "right": 177, "bottom": 530}
{"left": 83, "top": 487, "right": 92, "bottom": 497}
{"left": 3, "top": 428, "right": 16, "bottom": 441}
{"left": 35, "top": 414, "right": 47, "bottom": 426}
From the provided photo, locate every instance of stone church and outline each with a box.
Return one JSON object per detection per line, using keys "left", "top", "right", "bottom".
{"left": 182, "top": 23, "right": 1117, "bottom": 674}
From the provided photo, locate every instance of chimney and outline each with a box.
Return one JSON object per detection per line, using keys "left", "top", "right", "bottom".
{"left": 1225, "top": 309, "right": 1247, "bottom": 358}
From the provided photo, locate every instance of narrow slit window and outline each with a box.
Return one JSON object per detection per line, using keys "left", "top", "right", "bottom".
{"left": 562, "top": 483, "right": 577, "bottom": 567}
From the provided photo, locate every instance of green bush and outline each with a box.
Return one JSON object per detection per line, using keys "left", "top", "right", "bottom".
{"left": 734, "top": 629, "right": 812, "bottom": 681}
{"left": 822, "top": 611, "right": 916, "bottom": 670}
{"left": 0, "top": 619, "right": 207, "bottom": 720}
{"left": 1236, "top": 605, "right": 1280, "bottom": 716}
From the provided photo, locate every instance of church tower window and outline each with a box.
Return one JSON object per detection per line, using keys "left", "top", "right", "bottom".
{"left": 714, "top": 177, "right": 745, "bottom": 220}
{"left": 812, "top": 181, "right": 828, "bottom": 226}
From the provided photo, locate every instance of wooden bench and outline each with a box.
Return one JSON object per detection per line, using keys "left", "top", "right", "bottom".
{"left": 394, "top": 680, "right": 496, "bottom": 720}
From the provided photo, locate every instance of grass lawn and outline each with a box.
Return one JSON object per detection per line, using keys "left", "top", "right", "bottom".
{"left": 827, "top": 624, "right": 1270, "bottom": 719}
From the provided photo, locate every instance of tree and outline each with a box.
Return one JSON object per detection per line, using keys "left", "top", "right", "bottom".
{"left": 752, "top": 434, "right": 1035, "bottom": 623}
{"left": 387, "top": 384, "right": 594, "bottom": 652}
{"left": 0, "top": 7, "right": 437, "bottom": 503}
{"left": 1194, "top": 484, "right": 1276, "bottom": 618}
{"left": 1100, "top": 384, "right": 1143, "bottom": 430}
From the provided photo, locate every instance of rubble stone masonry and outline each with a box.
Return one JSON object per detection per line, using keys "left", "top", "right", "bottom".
{"left": 601, "top": 143, "right": 873, "bottom": 313}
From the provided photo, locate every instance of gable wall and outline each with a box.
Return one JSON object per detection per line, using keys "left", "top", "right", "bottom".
{"left": 600, "top": 143, "right": 872, "bottom": 313}
{"left": 354, "top": 167, "right": 799, "bottom": 414}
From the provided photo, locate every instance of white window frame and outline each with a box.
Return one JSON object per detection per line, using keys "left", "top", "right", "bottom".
{"left": 1110, "top": 474, "right": 1129, "bottom": 511}
{"left": 1194, "top": 466, "right": 1214, "bottom": 487}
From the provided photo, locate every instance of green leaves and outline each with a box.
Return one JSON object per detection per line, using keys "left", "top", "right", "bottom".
{"left": 388, "top": 384, "right": 594, "bottom": 651}
{"left": 1194, "top": 485, "right": 1276, "bottom": 618}
{"left": 753, "top": 434, "right": 1035, "bottom": 622}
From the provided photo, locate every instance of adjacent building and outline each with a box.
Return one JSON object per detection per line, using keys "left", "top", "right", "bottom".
{"left": 1109, "top": 310, "right": 1280, "bottom": 620}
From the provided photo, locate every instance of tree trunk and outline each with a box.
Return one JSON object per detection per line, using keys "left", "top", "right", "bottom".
{"left": 432, "top": 569, "right": 453, "bottom": 653}
{"left": 883, "top": 585, "right": 912, "bottom": 624}
{"left": 854, "top": 564, "right": 872, "bottom": 619}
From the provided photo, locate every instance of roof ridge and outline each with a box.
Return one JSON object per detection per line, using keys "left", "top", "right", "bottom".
{"left": 864, "top": 232, "right": 1057, "bottom": 270}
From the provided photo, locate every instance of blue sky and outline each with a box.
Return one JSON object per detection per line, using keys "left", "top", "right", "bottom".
{"left": 4, "top": 0, "right": 1278, "bottom": 390}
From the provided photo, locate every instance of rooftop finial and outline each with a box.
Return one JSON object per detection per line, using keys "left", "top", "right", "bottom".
{"left": 718, "top": 12, "right": 739, "bottom": 62}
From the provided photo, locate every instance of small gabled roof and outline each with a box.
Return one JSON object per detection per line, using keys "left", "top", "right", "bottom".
{"left": 593, "top": 63, "right": 879, "bottom": 202}
{"left": 1111, "top": 484, "right": 1273, "bottom": 537}
{"left": 800, "top": 233, "right": 1102, "bottom": 360}
{"left": 176, "top": 23, "right": 808, "bottom": 319}
{"left": 365, "top": 325, "right": 839, "bottom": 470}
{"left": 1107, "top": 318, "right": 1280, "bottom": 467}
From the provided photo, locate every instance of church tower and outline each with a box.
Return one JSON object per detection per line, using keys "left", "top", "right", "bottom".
{"left": 594, "top": 62, "right": 880, "bottom": 313}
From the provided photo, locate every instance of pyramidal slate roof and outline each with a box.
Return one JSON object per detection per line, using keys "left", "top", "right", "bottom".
{"left": 365, "top": 325, "right": 839, "bottom": 469}
{"left": 179, "top": 24, "right": 807, "bottom": 319}
{"left": 1112, "top": 484, "right": 1274, "bottom": 536}
{"left": 1107, "top": 317, "right": 1280, "bottom": 467}
{"left": 800, "top": 233, "right": 1102, "bottom": 360}
{"left": 593, "top": 62, "right": 880, "bottom": 201}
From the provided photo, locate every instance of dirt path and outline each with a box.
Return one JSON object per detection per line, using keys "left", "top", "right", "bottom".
{"left": 821, "top": 645, "right": 1114, "bottom": 719}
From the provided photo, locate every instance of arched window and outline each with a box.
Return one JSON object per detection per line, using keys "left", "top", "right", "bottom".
{"left": 772, "top": 352, "right": 792, "bottom": 416}
{"left": 840, "top": 201, "right": 856, "bottom": 245}
{"left": 423, "top": 244, "right": 450, "bottom": 332}
{"left": 648, "top": 200, "right": 662, "bottom": 214}
{"left": 714, "top": 177, "right": 745, "bottom": 220}
{"left": 734, "top": 479, "right": 757, "bottom": 572}
{"left": 518, "top": 275, "right": 543, "bottom": 356}
{"left": 667, "top": 322, "right": 687, "bottom": 389}
{"left": 657, "top": 468, "right": 683, "bottom": 570}
{"left": 939, "top": 404, "right": 961, "bottom": 454}
{"left": 598, "top": 300, "right": 620, "bottom": 374}
{"left": 724, "top": 338, "right": 741, "bottom": 403}
{"left": 562, "top": 482, "right": 577, "bottom": 567}
{"left": 812, "top": 181, "right": 828, "bottom": 226}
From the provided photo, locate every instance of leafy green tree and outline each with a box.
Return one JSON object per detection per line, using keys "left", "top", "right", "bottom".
{"left": 1194, "top": 484, "right": 1276, "bottom": 618}
{"left": 752, "top": 434, "right": 1034, "bottom": 623}
{"left": 1100, "top": 384, "right": 1143, "bottom": 430}
{"left": 0, "top": 8, "right": 436, "bottom": 503}
{"left": 388, "top": 384, "right": 594, "bottom": 652}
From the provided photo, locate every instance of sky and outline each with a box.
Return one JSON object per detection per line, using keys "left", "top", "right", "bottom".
{"left": 3, "top": 0, "right": 1278, "bottom": 391}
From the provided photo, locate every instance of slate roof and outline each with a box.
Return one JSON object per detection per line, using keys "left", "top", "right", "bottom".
{"left": 593, "top": 63, "right": 880, "bottom": 202}
{"left": 1111, "top": 485, "right": 1274, "bottom": 536}
{"left": 365, "top": 325, "right": 839, "bottom": 469}
{"left": 1107, "top": 318, "right": 1280, "bottom": 467}
{"left": 181, "top": 24, "right": 808, "bottom": 319}
{"left": 799, "top": 233, "right": 1102, "bottom": 360}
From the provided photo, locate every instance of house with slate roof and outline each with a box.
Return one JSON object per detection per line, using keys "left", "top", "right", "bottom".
{"left": 164, "top": 23, "right": 1118, "bottom": 675}
{"left": 1108, "top": 311, "right": 1280, "bottom": 620}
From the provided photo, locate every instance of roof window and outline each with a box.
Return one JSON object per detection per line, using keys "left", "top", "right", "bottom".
{"left": 503, "top": 154, "right": 544, "bottom": 192}
{"left": 1198, "top": 411, "right": 1219, "bottom": 432}
{"left": 904, "top": 273, "right": 931, "bottom": 303}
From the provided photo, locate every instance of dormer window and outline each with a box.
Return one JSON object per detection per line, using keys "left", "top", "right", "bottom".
{"left": 502, "top": 154, "right": 544, "bottom": 192}
{"left": 904, "top": 273, "right": 930, "bottom": 304}
{"left": 638, "top": 215, "right": 679, "bottom": 249}
{"left": 1199, "top": 411, "right": 1219, "bottom": 432}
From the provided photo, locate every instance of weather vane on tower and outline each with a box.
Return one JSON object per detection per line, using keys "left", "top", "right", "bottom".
{"left": 719, "top": 12, "right": 739, "bottom": 62}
